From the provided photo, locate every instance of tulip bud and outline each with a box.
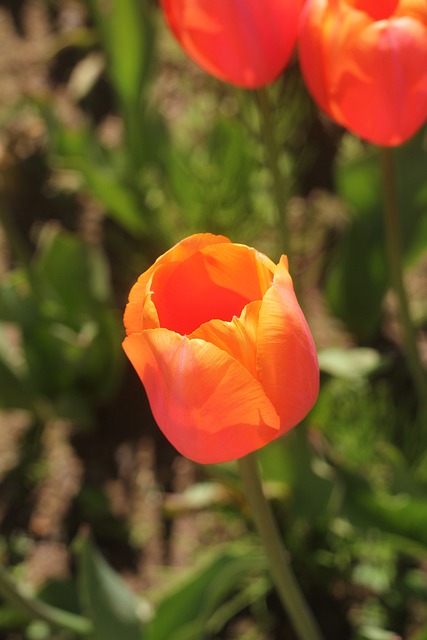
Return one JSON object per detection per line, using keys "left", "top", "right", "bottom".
{"left": 123, "top": 234, "right": 319, "bottom": 463}
{"left": 299, "top": 0, "right": 427, "bottom": 145}
{"left": 160, "top": 0, "right": 303, "bottom": 88}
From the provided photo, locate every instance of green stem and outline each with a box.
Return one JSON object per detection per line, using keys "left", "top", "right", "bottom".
{"left": 0, "top": 564, "right": 92, "bottom": 636}
{"left": 255, "top": 87, "right": 291, "bottom": 259}
{"left": 238, "top": 453, "right": 324, "bottom": 640}
{"left": 379, "top": 147, "right": 427, "bottom": 415}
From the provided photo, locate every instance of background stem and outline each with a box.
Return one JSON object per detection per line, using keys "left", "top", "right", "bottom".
{"left": 255, "top": 87, "right": 291, "bottom": 259}
{"left": 238, "top": 453, "right": 324, "bottom": 640}
{"left": 379, "top": 147, "right": 427, "bottom": 424}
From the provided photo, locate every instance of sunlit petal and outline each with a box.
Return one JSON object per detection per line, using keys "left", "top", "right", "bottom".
{"left": 124, "top": 233, "right": 229, "bottom": 335}
{"left": 161, "top": 0, "right": 302, "bottom": 88}
{"left": 299, "top": 0, "right": 427, "bottom": 145}
{"left": 123, "top": 329, "right": 280, "bottom": 463}
{"left": 257, "top": 257, "right": 319, "bottom": 430}
{"left": 190, "top": 300, "right": 261, "bottom": 377}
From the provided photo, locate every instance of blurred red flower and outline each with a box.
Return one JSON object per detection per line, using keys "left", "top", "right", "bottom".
{"left": 123, "top": 234, "right": 319, "bottom": 464}
{"left": 161, "top": 0, "right": 303, "bottom": 88}
{"left": 298, "top": 0, "right": 427, "bottom": 145}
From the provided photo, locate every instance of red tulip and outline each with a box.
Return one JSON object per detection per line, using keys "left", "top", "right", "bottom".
{"left": 123, "top": 234, "right": 319, "bottom": 464}
{"left": 298, "top": 0, "right": 427, "bottom": 145}
{"left": 160, "top": 0, "right": 303, "bottom": 88}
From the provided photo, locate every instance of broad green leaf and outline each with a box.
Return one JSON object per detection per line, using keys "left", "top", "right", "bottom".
{"left": 146, "top": 550, "right": 264, "bottom": 640}
{"left": 78, "top": 536, "right": 143, "bottom": 640}
{"left": 259, "top": 430, "right": 334, "bottom": 524}
{"left": 86, "top": 0, "right": 154, "bottom": 108}
{"left": 86, "top": 0, "right": 155, "bottom": 169}
{"left": 338, "top": 464, "right": 427, "bottom": 554}
{"left": 34, "top": 224, "right": 99, "bottom": 315}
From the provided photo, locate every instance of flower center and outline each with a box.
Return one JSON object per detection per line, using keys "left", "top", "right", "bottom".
{"left": 152, "top": 252, "right": 251, "bottom": 335}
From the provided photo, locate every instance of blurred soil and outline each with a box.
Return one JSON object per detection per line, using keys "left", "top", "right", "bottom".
{"left": 0, "top": 0, "right": 207, "bottom": 603}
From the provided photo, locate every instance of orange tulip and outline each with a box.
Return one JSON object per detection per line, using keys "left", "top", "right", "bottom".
{"left": 123, "top": 234, "right": 319, "bottom": 464}
{"left": 160, "top": 0, "right": 303, "bottom": 88}
{"left": 298, "top": 0, "right": 427, "bottom": 145}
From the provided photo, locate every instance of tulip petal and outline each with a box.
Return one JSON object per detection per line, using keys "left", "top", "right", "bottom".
{"left": 161, "top": 0, "right": 302, "bottom": 88}
{"left": 151, "top": 252, "right": 250, "bottom": 335}
{"left": 299, "top": 0, "right": 427, "bottom": 145}
{"left": 257, "top": 257, "right": 319, "bottom": 429}
{"left": 123, "top": 329, "right": 280, "bottom": 464}
{"left": 124, "top": 233, "right": 230, "bottom": 335}
{"left": 190, "top": 300, "right": 261, "bottom": 377}
{"left": 332, "top": 17, "right": 427, "bottom": 144}
{"left": 149, "top": 243, "right": 274, "bottom": 335}
{"left": 299, "top": 0, "right": 332, "bottom": 117}
{"left": 200, "top": 243, "right": 276, "bottom": 300}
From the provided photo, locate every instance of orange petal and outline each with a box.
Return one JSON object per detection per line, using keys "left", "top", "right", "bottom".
{"left": 257, "top": 257, "right": 319, "bottom": 430}
{"left": 123, "top": 329, "right": 280, "bottom": 464}
{"left": 124, "top": 233, "right": 230, "bottom": 335}
{"left": 149, "top": 243, "right": 274, "bottom": 335}
{"left": 151, "top": 250, "right": 252, "bottom": 335}
{"left": 331, "top": 15, "right": 427, "bottom": 145}
{"left": 189, "top": 300, "right": 261, "bottom": 377}
{"left": 161, "top": 0, "right": 302, "bottom": 89}
{"left": 299, "top": 0, "right": 333, "bottom": 118}
{"left": 199, "top": 243, "right": 275, "bottom": 300}
{"left": 300, "top": 0, "right": 427, "bottom": 145}
{"left": 345, "top": 0, "right": 399, "bottom": 20}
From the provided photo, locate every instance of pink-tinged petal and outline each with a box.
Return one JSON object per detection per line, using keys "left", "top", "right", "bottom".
{"left": 190, "top": 300, "right": 261, "bottom": 377}
{"left": 123, "top": 329, "right": 280, "bottom": 464}
{"left": 299, "top": 0, "right": 333, "bottom": 118}
{"left": 299, "top": 0, "right": 427, "bottom": 145}
{"left": 124, "top": 233, "right": 230, "bottom": 335}
{"left": 257, "top": 257, "right": 319, "bottom": 430}
{"left": 332, "top": 17, "right": 427, "bottom": 145}
{"left": 161, "top": 0, "right": 302, "bottom": 88}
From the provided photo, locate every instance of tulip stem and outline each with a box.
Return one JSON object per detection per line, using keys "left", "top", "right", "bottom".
{"left": 238, "top": 453, "right": 324, "bottom": 640}
{"left": 379, "top": 147, "right": 427, "bottom": 428}
{"left": 255, "top": 87, "right": 291, "bottom": 259}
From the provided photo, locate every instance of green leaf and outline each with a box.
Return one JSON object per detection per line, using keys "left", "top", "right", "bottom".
{"left": 146, "top": 550, "right": 264, "bottom": 640}
{"left": 167, "top": 117, "right": 254, "bottom": 234}
{"left": 43, "top": 112, "right": 147, "bottom": 234}
{"left": 87, "top": 0, "right": 154, "bottom": 108}
{"left": 338, "top": 464, "right": 427, "bottom": 554}
{"left": 86, "top": 0, "right": 156, "bottom": 169}
{"left": 411, "top": 625, "right": 427, "bottom": 640}
{"left": 259, "top": 430, "right": 334, "bottom": 524}
{"left": 358, "top": 626, "right": 402, "bottom": 640}
{"left": 78, "top": 535, "right": 143, "bottom": 640}
{"left": 318, "top": 347, "right": 386, "bottom": 381}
